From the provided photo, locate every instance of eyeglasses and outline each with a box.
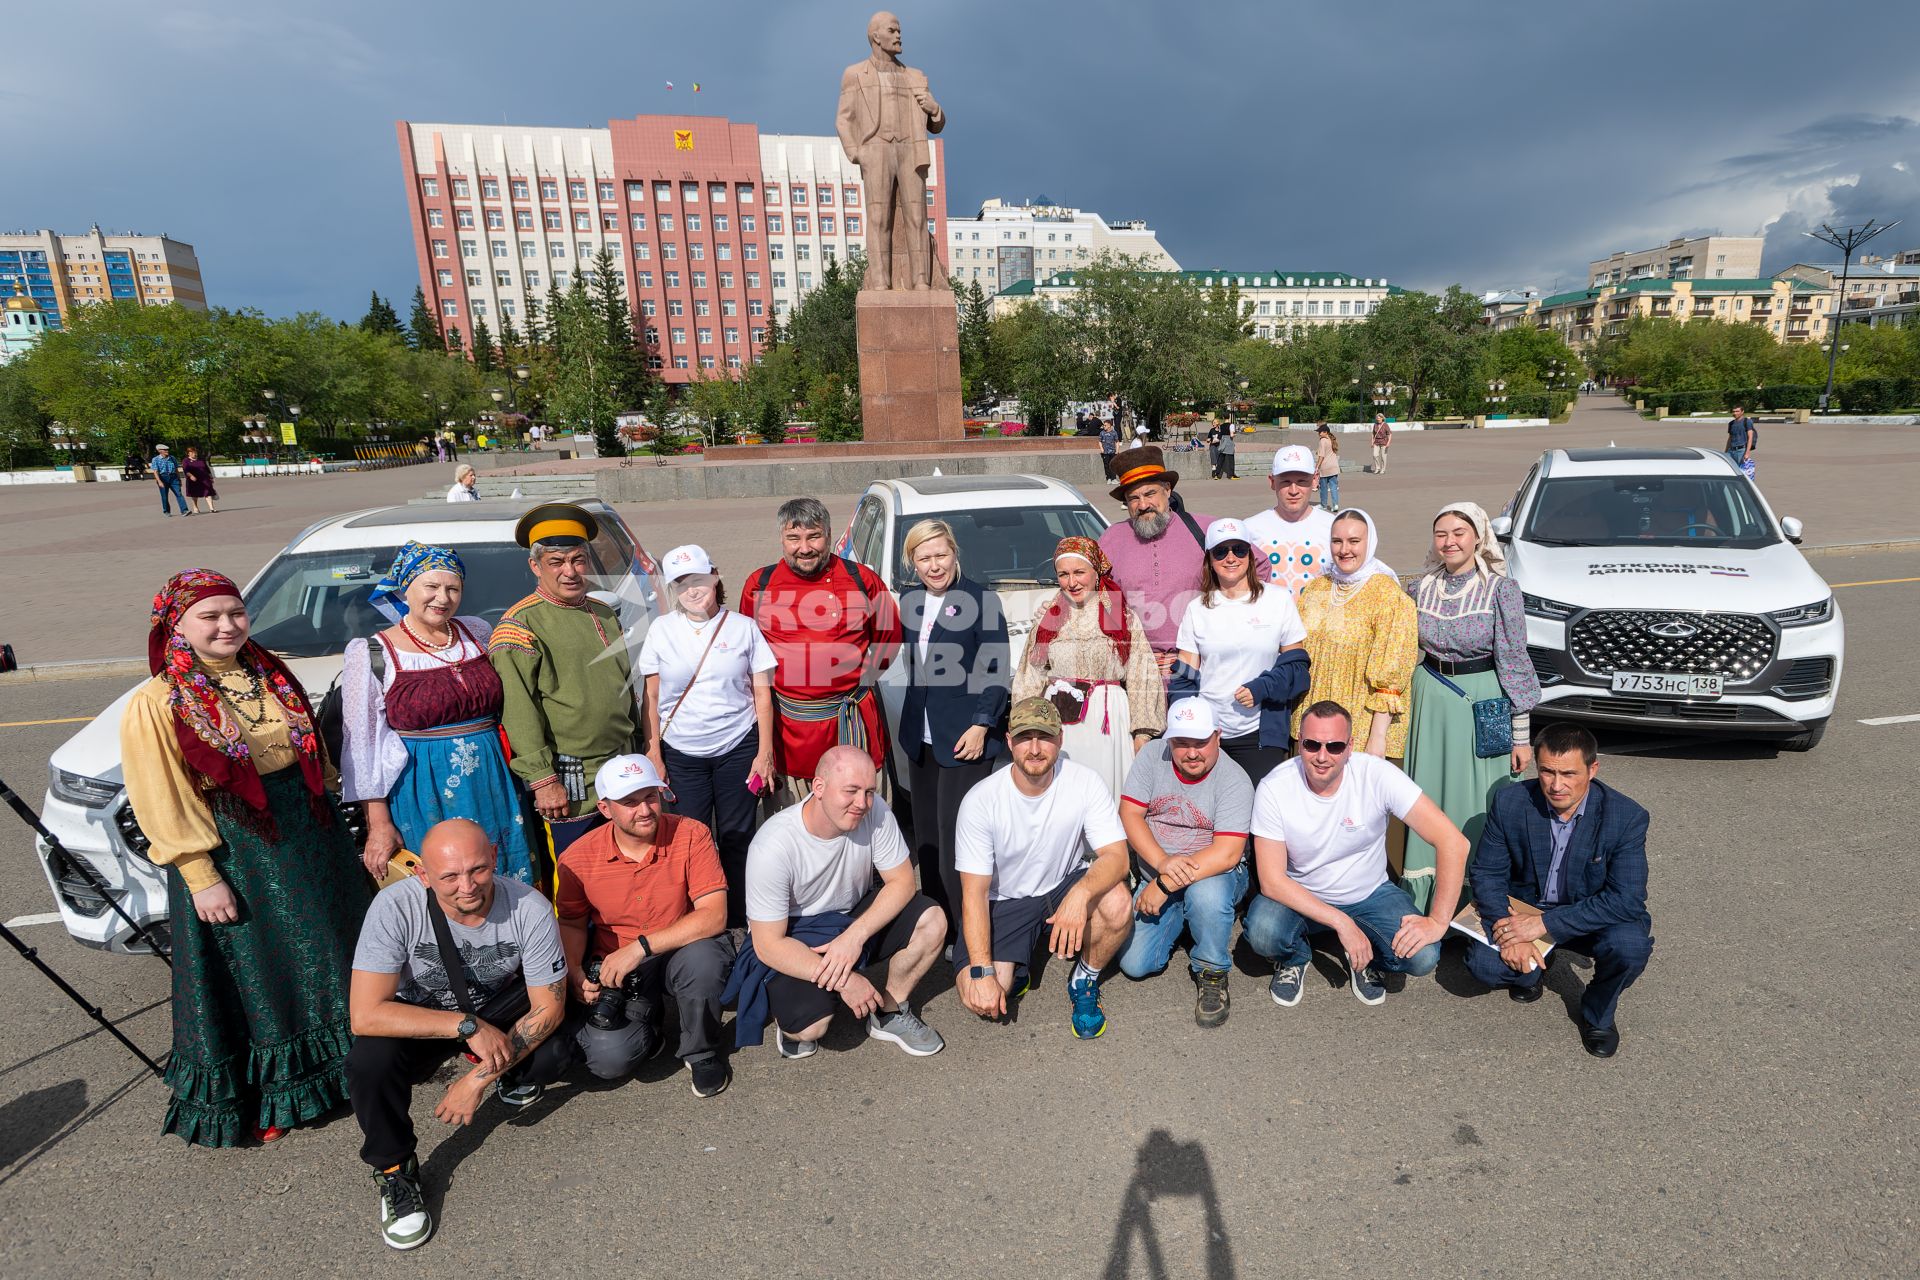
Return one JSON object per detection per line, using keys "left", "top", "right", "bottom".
{"left": 1208, "top": 541, "right": 1251, "bottom": 561}
{"left": 1298, "top": 738, "right": 1349, "bottom": 755}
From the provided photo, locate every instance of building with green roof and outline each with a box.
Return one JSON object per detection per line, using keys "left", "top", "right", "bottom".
{"left": 1486, "top": 275, "right": 1834, "bottom": 348}
{"left": 993, "top": 267, "right": 1405, "bottom": 336}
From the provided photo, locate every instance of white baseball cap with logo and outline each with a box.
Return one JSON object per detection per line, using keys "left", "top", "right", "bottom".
{"left": 660, "top": 543, "right": 714, "bottom": 583}
{"left": 1270, "top": 444, "right": 1316, "bottom": 477}
{"left": 1204, "top": 517, "right": 1252, "bottom": 552}
{"left": 1164, "top": 697, "right": 1218, "bottom": 741}
{"left": 594, "top": 754, "right": 665, "bottom": 802}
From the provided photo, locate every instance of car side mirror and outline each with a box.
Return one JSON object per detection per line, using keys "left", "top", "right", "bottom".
{"left": 1489, "top": 515, "right": 1514, "bottom": 542}
{"left": 1780, "top": 516, "right": 1804, "bottom": 544}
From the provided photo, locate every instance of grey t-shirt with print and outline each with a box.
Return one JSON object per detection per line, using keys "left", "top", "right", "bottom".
{"left": 353, "top": 876, "right": 566, "bottom": 1011}
{"left": 1120, "top": 742, "right": 1255, "bottom": 861}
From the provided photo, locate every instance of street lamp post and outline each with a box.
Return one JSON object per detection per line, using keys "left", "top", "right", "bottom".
{"left": 1803, "top": 219, "right": 1900, "bottom": 413}
{"left": 1487, "top": 379, "right": 1508, "bottom": 413}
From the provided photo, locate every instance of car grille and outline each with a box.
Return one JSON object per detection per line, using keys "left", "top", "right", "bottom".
{"left": 1770, "top": 657, "right": 1834, "bottom": 700}
{"left": 1569, "top": 610, "right": 1775, "bottom": 683}
{"left": 1527, "top": 646, "right": 1563, "bottom": 687}
{"left": 42, "top": 843, "right": 117, "bottom": 919}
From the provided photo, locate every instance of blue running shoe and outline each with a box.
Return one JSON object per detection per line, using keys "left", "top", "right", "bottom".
{"left": 1068, "top": 975, "right": 1106, "bottom": 1039}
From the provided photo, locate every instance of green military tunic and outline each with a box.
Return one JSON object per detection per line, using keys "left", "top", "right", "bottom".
{"left": 488, "top": 589, "right": 638, "bottom": 817}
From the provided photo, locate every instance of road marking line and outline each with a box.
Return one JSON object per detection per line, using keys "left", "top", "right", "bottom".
{"left": 1858, "top": 714, "right": 1920, "bottom": 726}
{"left": 1829, "top": 576, "right": 1920, "bottom": 588}
{"left": 0, "top": 716, "right": 93, "bottom": 729}
{"left": 3, "top": 912, "right": 64, "bottom": 929}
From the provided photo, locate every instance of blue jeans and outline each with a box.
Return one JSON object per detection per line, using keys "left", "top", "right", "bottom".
{"left": 1119, "top": 860, "right": 1250, "bottom": 977}
{"left": 1318, "top": 475, "right": 1339, "bottom": 510}
{"left": 1242, "top": 880, "right": 1439, "bottom": 976}
{"left": 157, "top": 476, "right": 187, "bottom": 513}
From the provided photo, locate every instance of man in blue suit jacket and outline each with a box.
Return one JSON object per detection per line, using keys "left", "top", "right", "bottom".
{"left": 1466, "top": 723, "right": 1653, "bottom": 1058}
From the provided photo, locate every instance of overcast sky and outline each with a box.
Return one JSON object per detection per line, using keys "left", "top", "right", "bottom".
{"left": 10, "top": 0, "right": 1918, "bottom": 319}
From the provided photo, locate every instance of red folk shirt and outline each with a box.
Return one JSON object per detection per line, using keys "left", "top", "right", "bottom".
{"left": 554, "top": 814, "right": 727, "bottom": 962}
{"left": 741, "top": 557, "right": 902, "bottom": 779}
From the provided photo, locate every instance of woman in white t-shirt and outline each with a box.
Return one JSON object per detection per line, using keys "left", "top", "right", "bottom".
{"left": 1174, "top": 517, "right": 1308, "bottom": 784}
{"left": 639, "top": 544, "right": 777, "bottom": 926}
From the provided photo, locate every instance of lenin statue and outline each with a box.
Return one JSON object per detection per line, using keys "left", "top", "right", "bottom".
{"left": 836, "top": 11, "right": 946, "bottom": 291}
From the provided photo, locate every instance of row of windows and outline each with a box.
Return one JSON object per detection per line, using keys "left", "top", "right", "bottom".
{"left": 438, "top": 261, "right": 772, "bottom": 308}
{"left": 650, "top": 354, "right": 745, "bottom": 371}
{"left": 951, "top": 229, "right": 1079, "bottom": 243}
{"left": 421, "top": 173, "right": 928, "bottom": 211}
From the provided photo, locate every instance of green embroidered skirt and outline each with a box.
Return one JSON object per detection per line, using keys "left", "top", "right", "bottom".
{"left": 163, "top": 768, "right": 372, "bottom": 1147}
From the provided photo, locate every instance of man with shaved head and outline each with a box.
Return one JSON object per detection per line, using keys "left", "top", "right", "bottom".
{"left": 347, "top": 819, "right": 571, "bottom": 1250}
{"left": 723, "top": 745, "right": 946, "bottom": 1058}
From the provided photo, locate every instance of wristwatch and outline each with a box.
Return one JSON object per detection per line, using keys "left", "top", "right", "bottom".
{"left": 637, "top": 935, "right": 654, "bottom": 957}
{"left": 967, "top": 965, "right": 993, "bottom": 980}
{"left": 456, "top": 1014, "right": 478, "bottom": 1040}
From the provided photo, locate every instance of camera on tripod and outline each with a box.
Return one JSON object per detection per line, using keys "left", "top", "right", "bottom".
{"left": 583, "top": 957, "right": 647, "bottom": 1030}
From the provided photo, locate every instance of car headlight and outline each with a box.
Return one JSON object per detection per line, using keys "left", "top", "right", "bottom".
{"left": 49, "top": 765, "right": 120, "bottom": 809}
{"left": 1768, "top": 597, "right": 1834, "bottom": 628}
{"left": 1522, "top": 593, "right": 1576, "bottom": 620}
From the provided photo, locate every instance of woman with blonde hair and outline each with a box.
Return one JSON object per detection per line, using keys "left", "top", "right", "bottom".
{"left": 445, "top": 464, "right": 478, "bottom": 502}
{"left": 1401, "top": 501, "right": 1541, "bottom": 913}
{"left": 1012, "top": 536, "right": 1165, "bottom": 801}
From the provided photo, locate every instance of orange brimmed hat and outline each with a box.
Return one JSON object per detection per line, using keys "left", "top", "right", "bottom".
{"left": 1108, "top": 445, "right": 1177, "bottom": 502}
{"left": 515, "top": 501, "right": 599, "bottom": 549}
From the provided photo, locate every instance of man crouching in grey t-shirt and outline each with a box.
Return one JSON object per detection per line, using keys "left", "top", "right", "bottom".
{"left": 347, "top": 818, "right": 571, "bottom": 1251}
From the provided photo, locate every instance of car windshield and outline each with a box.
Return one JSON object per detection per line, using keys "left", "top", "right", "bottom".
{"left": 245, "top": 543, "right": 631, "bottom": 658}
{"left": 1524, "top": 476, "right": 1780, "bottom": 549}
{"left": 889, "top": 505, "right": 1108, "bottom": 591}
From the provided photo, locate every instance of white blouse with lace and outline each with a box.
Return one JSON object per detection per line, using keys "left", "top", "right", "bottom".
{"left": 338, "top": 616, "right": 493, "bottom": 803}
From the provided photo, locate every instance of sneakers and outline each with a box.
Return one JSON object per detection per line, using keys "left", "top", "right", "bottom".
{"left": 689, "top": 1056, "right": 732, "bottom": 1098}
{"left": 1194, "top": 968, "right": 1230, "bottom": 1028}
{"left": 1269, "top": 964, "right": 1305, "bottom": 1007}
{"left": 373, "top": 1156, "right": 433, "bottom": 1251}
{"left": 495, "top": 1079, "right": 543, "bottom": 1108}
{"left": 1350, "top": 963, "right": 1387, "bottom": 1006}
{"left": 774, "top": 1026, "right": 818, "bottom": 1060}
{"left": 867, "top": 1007, "right": 946, "bottom": 1056}
{"left": 1068, "top": 974, "right": 1107, "bottom": 1039}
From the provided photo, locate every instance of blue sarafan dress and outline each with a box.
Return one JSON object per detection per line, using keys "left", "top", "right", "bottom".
{"left": 340, "top": 617, "right": 534, "bottom": 883}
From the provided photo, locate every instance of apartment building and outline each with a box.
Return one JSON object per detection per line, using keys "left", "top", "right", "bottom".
{"left": 0, "top": 227, "right": 206, "bottom": 331}
{"left": 1490, "top": 277, "right": 1833, "bottom": 347}
{"left": 1588, "top": 235, "right": 1765, "bottom": 288}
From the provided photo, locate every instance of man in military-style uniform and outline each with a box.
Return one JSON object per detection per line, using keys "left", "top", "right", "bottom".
{"left": 490, "top": 503, "right": 640, "bottom": 863}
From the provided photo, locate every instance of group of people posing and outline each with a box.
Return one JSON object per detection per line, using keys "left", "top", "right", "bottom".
{"left": 121, "top": 449, "right": 1654, "bottom": 1250}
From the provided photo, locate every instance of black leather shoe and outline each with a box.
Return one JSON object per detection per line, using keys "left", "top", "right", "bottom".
{"left": 1509, "top": 980, "right": 1546, "bottom": 1004}
{"left": 1579, "top": 1020, "right": 1620, "bottom": 1058}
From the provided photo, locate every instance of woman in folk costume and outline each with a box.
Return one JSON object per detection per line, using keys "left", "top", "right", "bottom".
{"left": 339, "top": 540, "right": 535, "bottom": 885}
{"left": 120, "top": 569, "right": 372, "bottom": 1147}
{"left": 1011, "top": 536, "right": 1166, "bottom": 801}
{"left": 1291, "top": 509, "right": 1420, "bottom": 759}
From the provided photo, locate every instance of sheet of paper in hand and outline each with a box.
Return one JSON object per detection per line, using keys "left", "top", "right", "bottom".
{"left": 1450, "top": 898, "right": 1555, "bottom": 961}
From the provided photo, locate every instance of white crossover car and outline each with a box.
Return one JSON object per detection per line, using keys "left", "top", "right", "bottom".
{"left": 1497, "top": 446, "right": 1842, "bottom": 751}
{"left": 39, "top": 500, "right": 655, "bottom": 954}
{"left": 834, "top": 473, "right": 1111, "bottom": 780}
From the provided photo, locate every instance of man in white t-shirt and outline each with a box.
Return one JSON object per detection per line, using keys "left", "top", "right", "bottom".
{"left": 735, "top": 746, "right": 947, "bottom": 1059}
{"left": 1243, "top": 444, "right": 1336, "bottom": 602}
{"left": 953, "top": 697, "right": 1134, "bottom": 1040}
{"left": 1244, "top": 701, "right": 1469, "bottom": 1007}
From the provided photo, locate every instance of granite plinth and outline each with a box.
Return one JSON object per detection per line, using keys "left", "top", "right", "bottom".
{"left": 855, "top": 289, "right": 964, "bottom": 443}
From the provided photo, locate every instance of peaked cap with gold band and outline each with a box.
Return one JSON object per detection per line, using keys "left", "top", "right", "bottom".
{"left": 1107, "top": 444, "right": 1178, "bottom": 503}
{"left": 515, "top": 501, "right": 600, "bottom": 549}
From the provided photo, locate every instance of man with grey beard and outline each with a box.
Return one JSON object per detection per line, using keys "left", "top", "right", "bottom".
{"left": 1098, "top": 446, "right": 1214, "bottom": 688}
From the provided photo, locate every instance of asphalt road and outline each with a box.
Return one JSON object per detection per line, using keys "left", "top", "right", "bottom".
{"left": 0, "top": 551, "right": 1914, "bottom": 1277}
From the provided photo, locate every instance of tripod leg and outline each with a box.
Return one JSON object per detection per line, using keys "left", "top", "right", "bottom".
{"left": 0, "top": 774, "right": 173, "bottom": 966}
{"left": 1, "top": 921, "right": 166, "bottom": 1078}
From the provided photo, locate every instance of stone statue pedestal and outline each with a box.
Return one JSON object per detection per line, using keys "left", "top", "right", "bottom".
{"left": 855, "top": 290, "right": 964, "bottom": 443}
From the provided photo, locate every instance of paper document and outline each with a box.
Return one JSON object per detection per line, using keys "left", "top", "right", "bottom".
{"left": 1450, "top": 898, "right": 1555, "bottom": 962}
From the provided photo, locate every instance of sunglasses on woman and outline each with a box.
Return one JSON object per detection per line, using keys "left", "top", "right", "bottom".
{"left": 1208, "top": 541, "right": 1252, "bottom": 561}
{"left": 1298, "top": 738, "right": 1349, "bottom": 755}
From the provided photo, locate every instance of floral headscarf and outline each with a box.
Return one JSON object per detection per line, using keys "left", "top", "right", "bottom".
{"left": 1028, "top": 536, "right": 1133, "bottom": 669}
{"left": 1423, "top": 501, "right": 1507, "bottom": 579}
{"left": 368, "top": 540, "right": 467, "bottom": 619}
{"left": 147, "top": 569, "right": 326, "bottom": 817}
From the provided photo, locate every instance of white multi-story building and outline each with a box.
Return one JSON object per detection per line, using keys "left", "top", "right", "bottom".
{"left": 1008, "top": 268, "right": 1398, "bottom": 333}
{"left": 947, "top": 198, "right": 1177, "bottom": 294}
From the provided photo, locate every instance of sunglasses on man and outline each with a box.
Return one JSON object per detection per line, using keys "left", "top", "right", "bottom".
{"left": 1207, "top": 541, "right": 1251, "bottom": 561}
{"left": 1298, "top": 738, "right": 1349, "bottom": 755}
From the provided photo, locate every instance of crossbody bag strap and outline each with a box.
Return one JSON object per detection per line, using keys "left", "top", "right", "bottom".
{"left": 662, "top": 610, "right": 728, "bottom": 738}
{"left": 1425, "top": 666, "right": 1469, "bottom": 699}
{"left": 422, "top": 885, "right": 476, "bottom": 1015}
{"left": 1176, "top": 508, "right": 1205, "bottom": 548}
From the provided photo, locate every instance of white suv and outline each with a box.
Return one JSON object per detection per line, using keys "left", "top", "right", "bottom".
{"left": 1497, "top": 446, "right": 1842, "bottom": 751}
{"left": 39, "top": 500, "right": 655, "bottom": 954}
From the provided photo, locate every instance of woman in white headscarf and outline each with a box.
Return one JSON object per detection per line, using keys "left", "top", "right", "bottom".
{"left": 1290, "top": 508, "right": 1418, "bottom": 758}
{"left": 445, "top": 464, "right": 478, "bottom": 502}
{"left": 1399, "top": 501, "right": 1542, "bottom": 913}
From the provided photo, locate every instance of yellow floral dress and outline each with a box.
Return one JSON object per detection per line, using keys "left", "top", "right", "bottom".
{"left": 1290, "top": 574, "right": 1420, "bottom": 757}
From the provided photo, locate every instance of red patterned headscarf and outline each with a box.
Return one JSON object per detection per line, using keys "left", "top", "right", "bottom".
{"left": 147, "top": 569, "right": 327, "bottom": 816}
{"left": 1027, "top": 536, "right": 1133, "bottom": 669}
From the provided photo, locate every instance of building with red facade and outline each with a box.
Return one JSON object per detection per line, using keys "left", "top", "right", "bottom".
{"left": 396, "top": 113, "right": 947, "bottom": 382}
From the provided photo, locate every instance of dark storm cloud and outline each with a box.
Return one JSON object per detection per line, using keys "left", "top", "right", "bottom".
{"left": 7, "top": 0, "right": 1918, "bottom": 316}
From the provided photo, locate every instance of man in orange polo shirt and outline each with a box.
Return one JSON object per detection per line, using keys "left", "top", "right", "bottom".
{"left": 555, "top": 755, "right": 735, "bottom": 1098}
